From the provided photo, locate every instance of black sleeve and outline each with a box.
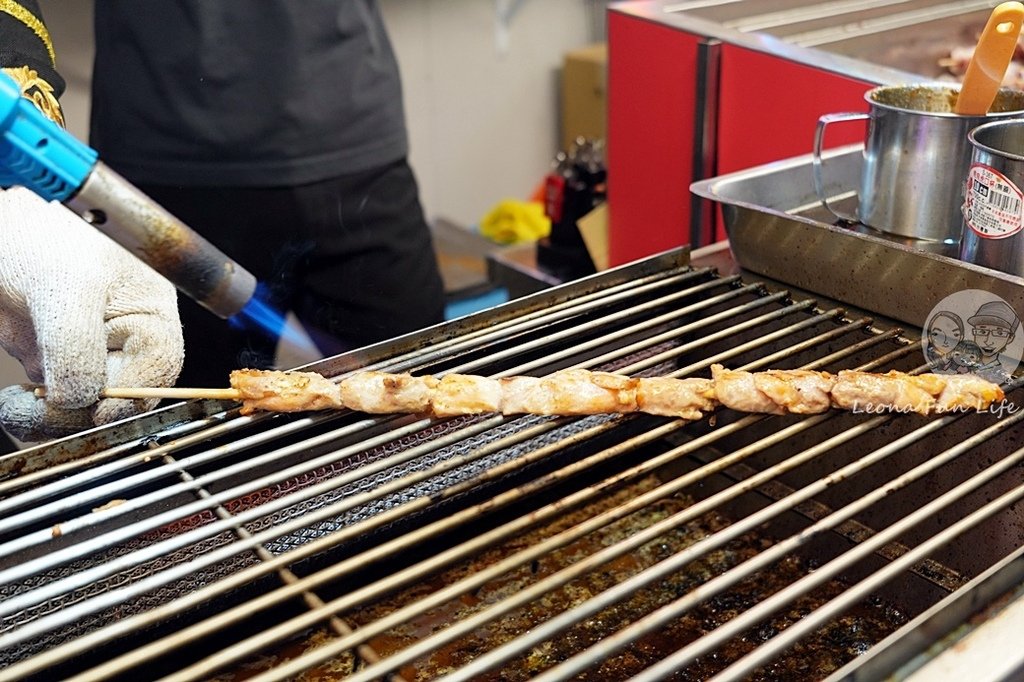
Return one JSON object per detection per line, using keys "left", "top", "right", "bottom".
{"left": 0, "top": 1, "right": 64, "bottom": 122}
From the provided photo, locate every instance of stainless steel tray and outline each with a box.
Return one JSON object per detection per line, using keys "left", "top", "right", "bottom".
{"left": 691, "top": 145, "right": 1024, "bottom": 330}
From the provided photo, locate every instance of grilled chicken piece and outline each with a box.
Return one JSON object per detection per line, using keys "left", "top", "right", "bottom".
{"left": 499, "top": 375, "right": 543, "bottom": 414}
{"left": 831, "top": 370, "right": 943, "bottom": 415}
{"left": 338, "top": 371, "right": 438, "bottom": 414}
{"left": 935, "top": 374, "right": 1005, "bottom": 412}
{"left": 565, "top": 369, "right": 639, "bottom": 414}
{"left": 431, "top": 374, "right": 503, "bottom": 417}
{"left": 711, "top": 364, "right": 781, "bottom": 414}
{"left": 754, "top": 369, "right": 836, "bottom": 414}
{"left": 711, "top": 364, "right": 836, "bottom": 415}
{"left": 636, "top": 377, "right": 717, "bottom": 420}
{"left": 832, "top": 370, "right": 1005, "bottom": 415}
{"left": 502, "top": 369, "right": 638, "bottom": 415}
{"left": 230, "top": 369, "right": 343, "bottom": 416}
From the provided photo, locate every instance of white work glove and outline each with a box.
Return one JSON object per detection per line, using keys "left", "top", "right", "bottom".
{"left": 0, "top": 186, "right": 184, "bottom": 441}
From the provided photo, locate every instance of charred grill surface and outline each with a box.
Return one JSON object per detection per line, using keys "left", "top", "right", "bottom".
{"left": 232, "top": 477, "right": 908, "bottom": 682}
{"left": 0, "top": 255, "right": 1021, "bottom": 681}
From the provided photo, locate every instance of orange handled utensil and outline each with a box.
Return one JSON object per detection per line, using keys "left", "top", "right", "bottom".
{"left": 955, "top": 1, "right": 1024, "bottom": 115}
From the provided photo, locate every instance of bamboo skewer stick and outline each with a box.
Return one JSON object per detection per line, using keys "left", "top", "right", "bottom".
{"left": 32, "top": 386, "right": 242, "bottom": 401}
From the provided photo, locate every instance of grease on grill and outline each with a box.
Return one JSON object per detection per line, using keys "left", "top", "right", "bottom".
{"left": 222, "top": 477, "right": 907, "bottom": 681}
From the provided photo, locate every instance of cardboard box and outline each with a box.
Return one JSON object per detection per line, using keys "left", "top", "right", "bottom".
{"left": 576, "top": 201, "right": 609, "bottom": 271}
{"left": 561, "top": 43, "right": 607, "bottom": 152}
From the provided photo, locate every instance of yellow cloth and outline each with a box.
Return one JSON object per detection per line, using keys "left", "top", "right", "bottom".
{"left": 479, "top": 199, "right": 551, "bottom": 244}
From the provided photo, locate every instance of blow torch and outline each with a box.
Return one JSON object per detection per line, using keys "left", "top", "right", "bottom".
{"left": 0, "top": 71, "right": 258, "bottom": 320}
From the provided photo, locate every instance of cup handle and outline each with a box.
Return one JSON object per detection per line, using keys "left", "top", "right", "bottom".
{"left": 812, "top": 112, "right": 868, "bottom": 223}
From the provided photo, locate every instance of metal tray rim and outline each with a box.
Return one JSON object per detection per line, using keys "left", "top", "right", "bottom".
{"left": 691, "top": 145, "right": 1024, "bottom": 333}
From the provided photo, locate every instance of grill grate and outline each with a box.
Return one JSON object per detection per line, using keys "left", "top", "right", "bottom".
{"left": 0, "top": 256, "right": 1022, "bottom": 681}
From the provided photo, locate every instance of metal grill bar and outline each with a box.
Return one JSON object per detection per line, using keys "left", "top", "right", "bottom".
{"left": 724, "top": 0, "right": 922, "bottom": 32}
{"left": 650, "top": 419, "right": 1024, "bottom": 682}
{"left": 153, "top": 337, "right": 912, "bottom": 682}
{"left": 72, "top": 317, "right": 876, "bottom": 679}
{"left": 672, "top": 307, "right": 848, "bottom": 375}
{"left": 0, "top": 263, "right": 700, "bottom": 498}
{"left": 0, "top": 408, "right": 333, "bottom": 526}
{"left": 721, "top": 464, "right": 968, "bottom": 592}
{"left": 165, "top": 413, "right": 781, "bottom": 682}
{"left": 0, "top": 278, "right": 790, "bottom": 570}
{"left": 187, "top": 345, "right": 984, "bottom": 682}
{"left": 342, "top": 415, "right": 888, "bottom": 682}
{"left": 798, "top": 331, "right": 913, "bottom": 371}
{"left": 0, "top": 413, "right": 436, "bottom": 587}
{"left": 530, "top": 401, "right": 1024, "bottom": 682}
{"left": 0, "top": 415, "right": 522, "bottom": 626}
{"left": 449, "top": 280, "right": 750, "bottom": 376}
{"left": 2, "top": 258, "right": 1017, "bottom": 682}
{"left": 326, "top": 373, "right": 967, "bottom": 682}
{"left": 54, "top": 405, "right": 703, "bottom": 682}
{"left": 166, "top": 454, "right": 392, "bottom": 677}
{"left": 575, "top": 292, "right": 811, "bottom": 373}
{"left": 783, "top": 0, "right": 996, "bottom": 47}
{"left": 0, "top": 272, "right": 760, "bottom": 574}
{"left": 0, "top": 415, "right": 224, "bottom": 497}
{"left": 0, "top": 411, "right": 350, "bottom": 538}
{"left": 91, "top": 417, "right": 711, "bottom": 682}
{"left": 359, "top": 265, "right": 708, "bottom": 375}
{"left": 711, "top": 451, "right": 1024, "bottom": 681}
{"left": 1, "top": 265, "right": 715, "bottom": 523}
{"left": 4, "top": 290, "right": 872, "bottom": 675}
{"left": 0, "top": 412, "right": 260, "bottom": 514}
{"left": 0, "top": 416, "right": 593, "bottom": 678}
{"left": 0, "top": 274, "right": 790, "bottom": 671}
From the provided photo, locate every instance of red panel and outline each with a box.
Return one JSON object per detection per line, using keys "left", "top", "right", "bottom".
{"left": 607, "top": 13, "right": 701, "bottom": 266}
{"left": 715, "top": 45, "right": 874, "bottom": 240}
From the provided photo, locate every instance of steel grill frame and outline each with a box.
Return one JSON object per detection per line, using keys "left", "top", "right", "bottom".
{"left": 0, "top": 248, "right": 1023, "bottom": 680}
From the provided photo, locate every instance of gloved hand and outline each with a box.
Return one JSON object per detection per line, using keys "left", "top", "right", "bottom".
{"left": 0, "top": 186, "right": 184, "bottom": 441}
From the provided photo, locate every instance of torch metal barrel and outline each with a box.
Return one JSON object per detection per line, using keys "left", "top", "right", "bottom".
{"left": 66, "top": 162, "right": 257, "bottom": 319}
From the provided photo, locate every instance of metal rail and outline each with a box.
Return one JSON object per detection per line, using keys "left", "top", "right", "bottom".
{"left": 0, "top": 264, "right": 1018, "bottom": 681}
{"left": 0, "top": 264, "right": 699, "bottom": 501}
{"left": 724, "top": 0, "right": 924, "bottom": 32}
{"left": 783, "top": 0, "right": 998, "bottom": 47}
{"left": 0, "top": 274, "right": 815, "bottom": 677}
{"left": 0, "top": 267, "right": 714, "bottom": 541}
{"left": 536, "top": 398, "right": 1024, "bottom": 682}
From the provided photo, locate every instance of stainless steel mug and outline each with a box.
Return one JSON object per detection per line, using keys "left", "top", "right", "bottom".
{"left": 961, "top": 119, "right": 1024, "bottom": 276}
{"left": 813, "top": 84, "right": 1024, "bottom": 243}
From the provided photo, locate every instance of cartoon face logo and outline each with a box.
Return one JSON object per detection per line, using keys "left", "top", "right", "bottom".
{"left": 926, "top": 311, "right": 964, "bottom": 358}
{"left": 948, "top": 340, "right": 982, "bottom": 373}
{"left": 923, "top": 291, "right": 1022, "bottom": 383}
{"left": 968, "top": 300, "right": 1019, "bottom": 365}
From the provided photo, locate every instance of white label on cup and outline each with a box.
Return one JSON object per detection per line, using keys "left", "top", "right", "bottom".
{"left": 964, "top": 164, "right": 1024, "bottom": 239}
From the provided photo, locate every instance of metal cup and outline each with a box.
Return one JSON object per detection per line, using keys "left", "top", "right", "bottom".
{"left": 813, "top": 84, "right": 1024, "bottom": 243}
{"left": 960, "top": 119, "right": 1024, "bottom": 276}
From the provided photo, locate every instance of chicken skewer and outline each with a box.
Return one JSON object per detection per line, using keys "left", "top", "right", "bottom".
{"left": 31, "top": 365, "right": 1002, "bottom": 420}
{"left": 35, "top": 366, "right": 1002, "bottom": 419}
{"left": 227, "top": 365, "right": 1004, "bottom": 418}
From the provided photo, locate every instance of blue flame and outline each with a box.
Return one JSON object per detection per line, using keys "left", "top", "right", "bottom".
{"left": 228, "top": 283, "right": 308, "bottom": 348}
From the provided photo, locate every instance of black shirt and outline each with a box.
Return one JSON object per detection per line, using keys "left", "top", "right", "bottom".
{"left": 89, "top": 0, "right": 409, "bottom": 187}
